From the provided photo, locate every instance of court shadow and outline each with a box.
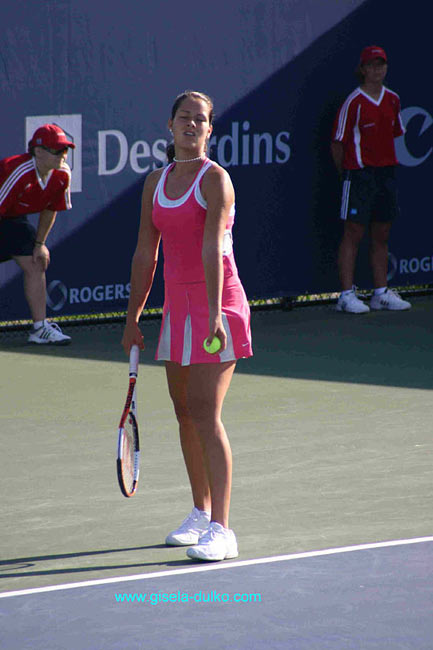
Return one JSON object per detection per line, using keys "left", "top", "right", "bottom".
{"left": 0, "top": 545, "right": 202, "bottom": 582}
{"left": 234, "top": 298, "right": 433, "bottom": 390}
{"left": 1, "top": 296, "right": 432, "bottom": 389}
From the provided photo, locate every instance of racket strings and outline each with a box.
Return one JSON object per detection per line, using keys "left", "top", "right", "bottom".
{"left": 121, "top": 417, "right": 136, "bottom": 491}
{"left": 117, "top": 359, "right": 140, "bottom": 498}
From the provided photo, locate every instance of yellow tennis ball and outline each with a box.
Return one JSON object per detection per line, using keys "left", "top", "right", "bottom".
{"left": 203, "top": 336, "right": 222, "bottom": 354}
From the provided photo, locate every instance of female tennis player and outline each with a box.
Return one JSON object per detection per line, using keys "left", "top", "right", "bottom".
{"left": 122, "top": 90, "right": 252, "bottom": 561}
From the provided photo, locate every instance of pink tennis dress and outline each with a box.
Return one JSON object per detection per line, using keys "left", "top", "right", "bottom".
{"left": 152, "top": 158, "right": 252, "bottom": 365}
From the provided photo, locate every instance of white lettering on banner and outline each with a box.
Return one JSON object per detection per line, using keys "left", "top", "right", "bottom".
{"left": 98, "top": 121, "right": 291, "bottom": 176}
{"left": 395, "top": 106, "right": 433, "bottom": 167}
{"left": 275, "top": 131, "right": 291, "bottom": 163}
{"left": 210, "top": 121, "right": 290, "bottom": 168}
{"left": 98, "top": 130, "right": 167, "bottom": 176}
{"left": 69, "top": 283, "right": 131, "bottom": 305}
{"left": 47, "top": 280, "right": 131, "bottom": 312}
{"left": 253, "top": 133, "right": 273, "bottom": 165}
{"left": 153, "top": 138, "right": 168, "bottom": 164}
{"left": 98, "top": 130, "right": 129, "bottom": 175}
{"left": 216, "top": 122, "right": 240, "bottom": 166}
{"left": 399, "top": 256, "right": 433, "bottom": 275}
{"left": 130, "top": 141, "right": 151, "bottom": 173}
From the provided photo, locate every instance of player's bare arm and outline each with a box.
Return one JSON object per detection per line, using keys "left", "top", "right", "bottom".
{"left": 201, "top": 165, "right": 235, "bottom": 350}
{"left": 123, "top": 169, "right": 162, "bottom": 353}
{"left": 331, "top": 141, "right": 345, "bottom": 176}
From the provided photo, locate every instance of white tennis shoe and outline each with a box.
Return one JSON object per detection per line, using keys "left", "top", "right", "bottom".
{"left": 165, "top": 507, "right": 211, "bottom": 546}
{"left": 370, "top": 289, "right": 411, "bottom": 311}
{"left": 336, "top": 290, "right": 370, "bottom": 314}
{"left": 28, "top": 320, "right": 71, "bottom": 345}
{"left": 186, "top": 521, "right": 238, "bottom": 561}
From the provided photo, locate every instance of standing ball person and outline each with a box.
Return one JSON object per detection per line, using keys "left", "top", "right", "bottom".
{"left": 0, "top": 124, "right": 74, "bottom": 343}
{"left": 122, "top": 90, "right": 252, "bottom": 561}
{"left": 331, "top": 45, "right": 411, "bottom": 313}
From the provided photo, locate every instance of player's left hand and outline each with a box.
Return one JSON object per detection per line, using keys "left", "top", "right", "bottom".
{"left": 208, "top": 315, "right": 227, "bottom": 352}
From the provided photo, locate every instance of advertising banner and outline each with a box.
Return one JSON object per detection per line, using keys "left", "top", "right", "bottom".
{"left": 1, "top": 0, "right": 431, "bottom": 321}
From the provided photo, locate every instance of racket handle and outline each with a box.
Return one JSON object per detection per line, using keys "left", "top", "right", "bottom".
{"left": 129, "top": 344, "right": 139, "bottom": 376}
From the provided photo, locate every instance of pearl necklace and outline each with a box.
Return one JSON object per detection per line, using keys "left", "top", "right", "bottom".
{"left": 173, "top": 155, "right": 205, "bottom": 163}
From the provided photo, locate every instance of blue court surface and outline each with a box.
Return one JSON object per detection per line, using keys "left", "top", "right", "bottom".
{"left": 1, "top": 537, "right": 432, "bottom": 649}
{"left": 1, "top": 304, "right": 433, "bottom": 648}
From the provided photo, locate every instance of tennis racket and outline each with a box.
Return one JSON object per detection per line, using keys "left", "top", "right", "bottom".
{"left": 117, "top": 344, "right": 140, "bottom": 497}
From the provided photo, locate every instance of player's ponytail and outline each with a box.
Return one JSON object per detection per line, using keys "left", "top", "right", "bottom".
{"left": 166, "top": 142, "right": 175, "bottom": 163}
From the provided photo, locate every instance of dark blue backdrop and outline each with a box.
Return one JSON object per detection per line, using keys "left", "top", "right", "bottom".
{"left": 1, "top": 0, "right": 432, "bottom": 320}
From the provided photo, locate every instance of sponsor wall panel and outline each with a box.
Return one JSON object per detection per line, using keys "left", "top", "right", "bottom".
{"left": 0, "top": 0, "right": 432, "bottom": 321}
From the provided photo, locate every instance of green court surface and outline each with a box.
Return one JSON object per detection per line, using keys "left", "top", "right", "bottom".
{"left": 1, "top": 298, "right": 432, "bottom": 594}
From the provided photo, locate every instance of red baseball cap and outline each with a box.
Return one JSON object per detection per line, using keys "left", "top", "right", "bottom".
{"left": 360, "top": 45, "right": 387, "bottom": 65}
{"left": 29, "top": 124, "right": 76, "bottom": 150}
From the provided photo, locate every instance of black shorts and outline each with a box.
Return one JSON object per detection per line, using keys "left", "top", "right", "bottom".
{"left": 0, "top": 216, "right": 36, "bottom": 263}
{"left": 339, "top": 166, "right": 400, "bottom": 225}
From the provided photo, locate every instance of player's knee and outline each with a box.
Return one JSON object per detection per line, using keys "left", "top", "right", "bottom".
{"left": 15, "top": 256, "right": 40, "bottom": 275}
{"left": 370, "top": 223, "right": 391, "bottom": 244}
{"left": 187, "top": 399, "right": 218, "bottom": 430}
{"left": 171, "top": 399, "right": 191, "bottom": 426}
{"left": 343, "top": 221, "right": 365, "bottom": 244}
{"left": 24, "top": 264, "right": 45, "bottom": 279}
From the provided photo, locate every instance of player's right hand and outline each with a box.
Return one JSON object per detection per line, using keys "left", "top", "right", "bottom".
{"left": 121, "top": 322, "right": 145, "bottom": 355}
{"left": 32, "top": 244, "right": 50, "bottom": 271}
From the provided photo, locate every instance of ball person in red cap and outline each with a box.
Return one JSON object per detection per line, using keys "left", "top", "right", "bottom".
{"left": 0, "top": 124, "right": 75, "bottom": 343}
{"left": 331, "top": 46, "right": 411, "bottom": 313}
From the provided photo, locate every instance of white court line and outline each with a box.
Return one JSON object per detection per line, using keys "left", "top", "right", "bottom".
{"left": 1, "top": 535, "right": 432, "bottom": 600}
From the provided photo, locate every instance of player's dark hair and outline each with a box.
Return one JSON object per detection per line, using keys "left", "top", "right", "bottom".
{"left": 166, "top": 90, "right": 214, "bottom": 163}
{"left": 355, "top": 61, "right": 387, "bottom": 84}
{"left": 170, "top": 90, "right": 214, "bottom": 123}
{"left": 166, "top": 143, "right": 175, "bottom": 163}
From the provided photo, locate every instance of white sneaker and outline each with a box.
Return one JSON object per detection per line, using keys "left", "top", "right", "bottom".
{"left": 336, "top": 290, "right": 370, "bottom": 313}
{"left": 186, "top": 521, "right": 239, "bottom": 561}
{"left": 165, "top": 507, "right": 211, "bottom": 546}
{"left": 370, "top": 289, "right": 411, "bottom": 311}
{"left": 28, "top": 320, "right": 71, "bottom": 345}
{"left": 351, "top": 285, "right": 367, "bottom": 300}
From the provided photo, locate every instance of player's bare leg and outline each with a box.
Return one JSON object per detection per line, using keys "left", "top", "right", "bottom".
{"left": 165, "top": 361, "right": 211, "bottom": 513}
{"left": 13, "top": 255, "right": 46, "bottom": 322}
{"left": 186, "top": 361, "right": 236, "bottom": 529}
{"left": 338, "top": 221, "right": 365, "bottom": 290}
{"left": 369, "top": 221, "right": 392, "bottom": 289}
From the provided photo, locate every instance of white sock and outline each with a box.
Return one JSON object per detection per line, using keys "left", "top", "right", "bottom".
{"left": 33, "top": 319, "right": 45, "bottom": 330}
{"left": 341, "top": 289, "right": 354, "bottom": 297}
{"left": 374, "top": 287, "right": 387, "bottom": 296}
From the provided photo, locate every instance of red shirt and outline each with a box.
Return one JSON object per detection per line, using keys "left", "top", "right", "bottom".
{"left": 332, "top": 87, "right": 405, "bottom": 169}
{"left": 0, "top": 153, "right": 72, "bottom": 219}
